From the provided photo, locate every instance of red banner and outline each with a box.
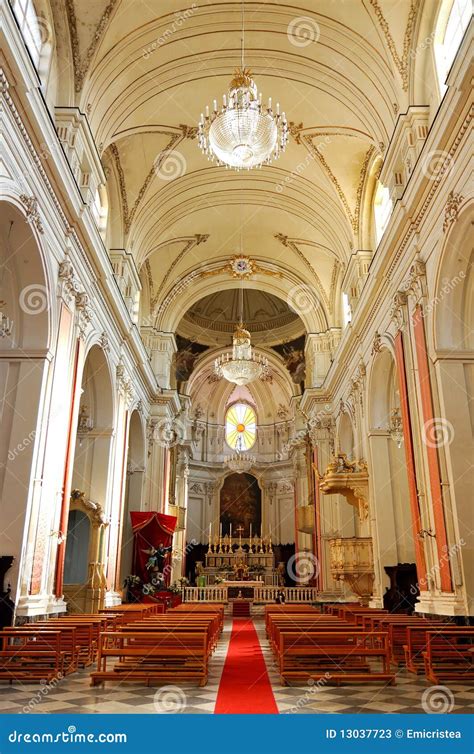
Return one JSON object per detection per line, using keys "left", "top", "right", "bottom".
{"left": 130, "top": 512, "right": 177, "bottom": 586}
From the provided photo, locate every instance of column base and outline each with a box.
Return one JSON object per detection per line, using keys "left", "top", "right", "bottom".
{"left": 15, "top": 594, "right": 67, "bottom": 619}
{"left": 415, "top": 591, "right": 469, "bottom": 617}
{"left": 104, "top": 590, "right": 123, "bottom": 607}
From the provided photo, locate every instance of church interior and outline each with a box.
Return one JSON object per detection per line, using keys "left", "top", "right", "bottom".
{"left": 0, "top": 0, "right": 473, "bottom": 716}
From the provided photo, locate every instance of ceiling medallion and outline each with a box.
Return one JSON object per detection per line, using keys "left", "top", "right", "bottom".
{"left": 230, "top": 255, "right": 254, "bottom": 278}
{"left": 197, "top": 3, "right": 288, "bottom": 169}
{"left": 201, "top": 255, "right": 282, "bottom": 280}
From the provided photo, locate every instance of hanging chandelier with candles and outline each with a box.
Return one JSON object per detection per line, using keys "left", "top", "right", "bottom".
{"left": 225, "top": 451, "right": 255, "bottom": 474}
{"left": 197, "top": 2, "right": 288, "bottom": 169}
{"left": 225, "top": 427, "right": 256, "bottom": 473}
{"left": 215, "top": 321, "right": 269, "bottom": 386}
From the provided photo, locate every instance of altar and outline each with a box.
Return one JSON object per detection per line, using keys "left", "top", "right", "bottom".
{"left": 197, "top": 533, "right": 280, "bottom": 586}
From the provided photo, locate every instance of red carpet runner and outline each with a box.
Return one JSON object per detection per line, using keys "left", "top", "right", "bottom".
{"left": 214, "top": 619, "right": 278, "bottom": 714}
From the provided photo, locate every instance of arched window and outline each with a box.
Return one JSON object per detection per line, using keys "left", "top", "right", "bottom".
{"left": 225, "top": 402, "right": 256, "bottom": 451}
{"left": 435, "top": 0, "right": 471, "bottom": 91}
{"left": 374, "top": 181, "right": 393, "bottom": 244}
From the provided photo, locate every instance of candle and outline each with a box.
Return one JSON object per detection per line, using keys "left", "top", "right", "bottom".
{"left": 220, "top": 523, "right": 222, "bottom": 537}
{"left": 209, "top": 523, "right": 211, "bottom": 541}
{"left": 229, "top": 523, "right": 232, "bottom": 539}
{"left": 250, "top": 523, "right": 252, "bottom": 540}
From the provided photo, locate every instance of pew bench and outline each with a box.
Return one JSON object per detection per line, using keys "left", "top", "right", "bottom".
{"left": 277, "top": 631, "right": 395, "bottom": 686}
{"left": 423, "top": 630, "right": 474, "bottom": 684}
{"left": 90, "top": 630, "right": 208, "bottom": 687}
{"left": 0, "top": 630, "right": 66, "bottom": 682}
{"left": 403, "top": 623, "right": 458, "bottom": 674}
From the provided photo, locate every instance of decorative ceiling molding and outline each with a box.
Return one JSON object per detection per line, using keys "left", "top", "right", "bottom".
{"left": 274, "top": 234, "right": 331, "bottom": 313}
{"left": 65, "top": 0, "right": 120, "bottom": 93}
{"left": 150, "top": 234, "right": 210, "bottom": 311}
{"left": 200, "top": 256, "right": 283, "bottom": 282}
{"left": 289, "top": 125, "right": 376, "bottom": 235}
{"left": 366, "top": 0, "right": 419, "bottom": 91}
{"left": 108, "top": 125, "right": 195, "bottom": 234}
{"left": 329, "top": 261, "right": 342, "bottom": 316}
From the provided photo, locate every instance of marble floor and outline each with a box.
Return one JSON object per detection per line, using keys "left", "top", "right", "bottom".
{"left": 0, "top": 618, "right": 472, "bottom": 714}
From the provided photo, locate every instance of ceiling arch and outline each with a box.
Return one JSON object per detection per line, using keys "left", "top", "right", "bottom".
{"left": 56, "top": 0, "right": 431, "bottom": 338}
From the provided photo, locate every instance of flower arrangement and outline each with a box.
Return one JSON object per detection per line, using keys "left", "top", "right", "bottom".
{"left": 123, "top": 575, "right": 142, "bottom": 588}
{"left": 168, "top": 577, "right": 189, "bottom": 594}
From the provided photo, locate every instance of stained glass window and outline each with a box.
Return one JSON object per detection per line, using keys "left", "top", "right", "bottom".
{"left": 225, "top": 402, "right": 256, "bottom": 451}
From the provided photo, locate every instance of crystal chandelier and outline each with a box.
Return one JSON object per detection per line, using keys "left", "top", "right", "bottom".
{"left": 215, "top": 322, "right": 268, "bottom": 386}
{"left": 197, "top": 2, "right": 288, "bottom": 169}
{"left": 225, "top": 452, "right": 255, "bottom": 474}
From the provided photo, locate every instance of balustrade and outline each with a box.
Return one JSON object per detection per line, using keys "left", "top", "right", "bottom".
{"left": 182, "top": 585, "right": 318, "bottom": 603}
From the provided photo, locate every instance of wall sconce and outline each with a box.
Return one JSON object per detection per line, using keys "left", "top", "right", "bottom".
{"left": 389, "top": 407, "right": 403, "bottom": 448}
{"left": 77, "top": 405, "right": 94, "bottom": 446}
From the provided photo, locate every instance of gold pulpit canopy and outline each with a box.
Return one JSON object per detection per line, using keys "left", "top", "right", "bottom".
{"left": 315, "top": 453, "right": 369, "bottom": 520}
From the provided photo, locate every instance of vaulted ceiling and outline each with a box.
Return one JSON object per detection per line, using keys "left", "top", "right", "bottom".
{"left": 55, "top": 0, "right": 434, "bottom": 333}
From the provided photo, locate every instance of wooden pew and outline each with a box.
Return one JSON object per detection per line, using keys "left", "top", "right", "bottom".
{"left": 264, "top": 605, "right": 319, "bottom": 635}
{"left": 266, "top": 615, "right": 341, "bottom": 654}
{"left": 90, "top": 630, "right": 209, "bottom": 687}
{"left": 100, "top": 604, "right": 157, "bottom": 623}
{"left": 423, "top": 629, "right": 474, "bottom": 683}
{"left": 278, "top": 631, "right": 395, "bottom": 686}
{"left": 0, "top": 629, "right": 66, "bottom": 682}
{"left": 404, "top": 623, "right": 458, "bottom": 674}
{"left": 124, "top": 617, "right": 219, "bottom": 655}
{"left": 271, "top": 621, "right": 360, "bottom": 660}
{"left": 364, "top": 616, "right": 445, "bottom": 665}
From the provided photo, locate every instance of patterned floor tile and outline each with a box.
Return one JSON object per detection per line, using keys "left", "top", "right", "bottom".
{"left": 0, "top": 617, "right": 471, "bottom": 714}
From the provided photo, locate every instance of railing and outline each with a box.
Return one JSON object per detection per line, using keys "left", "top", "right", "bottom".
{"left": 182, "top": 586, "right": 319, "bottom": 603}
{"left": 254, "top": 586, "right": 319, "bottom": 603}
{"left": 182, "top": 586, "right": 228, "bottom": 602}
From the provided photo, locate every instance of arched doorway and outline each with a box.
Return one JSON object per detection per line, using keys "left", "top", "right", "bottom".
{"left": 63, "top": 344, "right": 114, "bottom": 612}
{"left": 0, "top": 202, "right": 50, "bottom": 604}
{"left": 433, "top": 205, "right": 473, "bottom": 614}
{"left": 368, "top": 347, "right": 417, "bottom": 609}
{"left": 119, "top": 409, "right": 146, "bottom": 584}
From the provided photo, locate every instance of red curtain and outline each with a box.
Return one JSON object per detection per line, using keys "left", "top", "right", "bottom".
{"left": 130, "top": 512, "right": 177, "bottom": 585}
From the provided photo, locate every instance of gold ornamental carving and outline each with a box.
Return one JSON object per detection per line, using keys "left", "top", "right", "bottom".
{"left": 200, "top": 255, "right": 283, "bottom": 280}
{"left": 316, "top": 453, "right": 369, "bottom": 520}
{"left": 329, "top": 537, "right": 375, "bottom": 605}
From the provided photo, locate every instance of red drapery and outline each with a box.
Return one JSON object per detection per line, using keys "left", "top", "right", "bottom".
{"left": 130, "top": 512, "right": 177, "bottom": 585}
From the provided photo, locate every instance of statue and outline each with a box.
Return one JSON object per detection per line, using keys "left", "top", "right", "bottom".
{"left": 143, "top": 542, "right": 172, "bottom": 575}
